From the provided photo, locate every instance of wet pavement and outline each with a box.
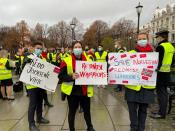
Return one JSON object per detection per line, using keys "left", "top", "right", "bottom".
{"left": 0, "top": 77, "right": 175, "bottom": 131}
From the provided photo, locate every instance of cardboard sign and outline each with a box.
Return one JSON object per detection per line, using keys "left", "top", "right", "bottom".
{"left": 20, "top": 55, "right": 60, "bottom": 92}
{"left": 75, "top": 61, "right": 108, "bottom": 85}
{"left": 108, "top": 53, "right": 159, "bottom": 86}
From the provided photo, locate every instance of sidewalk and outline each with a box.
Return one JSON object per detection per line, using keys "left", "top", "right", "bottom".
{"left": 0, "top": 85, "right": 175, "bottom": 131}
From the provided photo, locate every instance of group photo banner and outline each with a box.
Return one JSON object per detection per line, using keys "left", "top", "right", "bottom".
{"left": 108, "top": 52, "right": 159, "bottom": 86}
{"left": 20, "top": 55, "right": 60, "bottom": 92}
{"left": 75, "top": 61, "right": 108, "bottom": 85}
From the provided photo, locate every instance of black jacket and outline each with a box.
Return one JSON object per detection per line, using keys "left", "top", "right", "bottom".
{"left": 156, "top": 40, "right": 174, "bottom": 86}
{"left": 125, "top": 88, "right": 155, "bottom": 104}
{"left": 58, "top": 55, "right": 84, "bottom": 96}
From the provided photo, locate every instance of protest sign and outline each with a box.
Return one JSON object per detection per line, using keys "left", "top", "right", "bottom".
{"left": 20, "top": 55, "right": 60, "bottom": 92}
{"left": 108, "top": 53, "right": 159, "bottom": 86}
{"left": 75, "top": 61, "right": 108, "bottom": 85}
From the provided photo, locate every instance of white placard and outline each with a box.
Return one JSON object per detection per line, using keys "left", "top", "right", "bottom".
{"left": 108, "top": 52, "right": 159, "bottom": 86}
{"left": 20, "top": 55, "right": 60, "bottom": 92}
{"left": 75, "top": 61, "right": 108, "bottom": 85}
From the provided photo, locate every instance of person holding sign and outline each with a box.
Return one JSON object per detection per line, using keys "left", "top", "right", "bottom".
{"left": 58, "top": 41, "right": 95, "bottom": 131}
{"left": 125, "top": 33, "right": 155, "bottom": 131}
{"left": 23, "top": 41, "right": 50, "bottom": 131}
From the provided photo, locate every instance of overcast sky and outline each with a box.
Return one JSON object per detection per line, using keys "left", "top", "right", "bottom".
{"left": 0, "top": 0, "right": 174, "bottom": 28}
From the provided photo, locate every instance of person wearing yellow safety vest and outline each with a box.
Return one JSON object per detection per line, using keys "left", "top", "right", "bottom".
{"left": 83, "top": 45, "right": 94, "bottom": 61}
{"left": 124, "top": 33, "right": 155, "bottom": 131}
{"left": 150, "top": 30, "right": 175, "bottom": 119}
{"left": 59, "top": 47, "right": 70, "bottom": 61}
{"left": 0, "top": 50, "right": 14, "bottom": 100}
{"left": 95, "top": 45, "right": 108, "bottom": 88}
{"left": 23, "top": 41, "right": 50, "bottom": 131}
{"left": 58, "top": 41, "right": 95, "bottom": 131}
{"left": 47, "top": 48, "right": 57, "bottom": 66}
{"left": 15, "top": 48, "right": 24, "bottom": 75}
{"left": 95, "top": 44, "right": 108, "bottom": 62}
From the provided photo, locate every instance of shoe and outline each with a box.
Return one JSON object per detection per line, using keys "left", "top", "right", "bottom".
{"left": 149, "top": 113, "right": 165, "bottom": 119}
{"left": 7, "top": 96, "right": 15, "bottom": 101}
{"left": 44, "top": 103, "right": 54, "bottom": 107}
{"left": 87, "top": 127, "right": 95, "bottom": 131}
{"left": 29, "top": 124, "right": 40, "bottom": 131}
{"left": 2, "top": 96, "right": 7, "bottom": 100}
{"left": 37, "top": 117, "right": 50, "bottom": 124}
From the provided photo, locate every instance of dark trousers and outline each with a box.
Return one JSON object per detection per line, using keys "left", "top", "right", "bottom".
{"left": 127, "top": 102, "right": 148, "bottom": 131}
{"left": 43, "top": 90, "right": 49, "bottom": 104}
{"left": 156, "top": 84, "right": 168, "bottom": 117}
{"left": 28, "top": 88, "right": 44, "bottom": 126}
{"left": 67, "top": 95, "right": 93, "bottom": 131}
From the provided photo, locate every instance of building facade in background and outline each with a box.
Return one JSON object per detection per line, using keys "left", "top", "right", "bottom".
{"left": 141, "top": 3, "right": 175, "bottom": 45}
{"left": 151, "top": 3, "right": 175, "bottom": 45}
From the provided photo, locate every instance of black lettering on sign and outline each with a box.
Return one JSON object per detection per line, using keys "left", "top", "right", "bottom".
{"left": 30, "top": 58, "right": 45, "bottom": 69}
{"left": 30, "top": 75, "right": 42, "bottom": 84}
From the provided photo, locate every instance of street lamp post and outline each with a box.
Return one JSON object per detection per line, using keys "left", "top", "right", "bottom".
{"left": 70, "top": 20, "right": 76, "bottom": 45}
{"left": 136, "top": 2, "right": 143, "bottom": 35}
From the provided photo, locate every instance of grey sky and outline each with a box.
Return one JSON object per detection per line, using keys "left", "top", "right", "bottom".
{"left": 0, "top": 0, "right": 174, "bottom": 28}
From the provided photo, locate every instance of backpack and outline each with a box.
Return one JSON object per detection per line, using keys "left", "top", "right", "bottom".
{"left": 13, "top": 81, "right": 23, "bottom": 92}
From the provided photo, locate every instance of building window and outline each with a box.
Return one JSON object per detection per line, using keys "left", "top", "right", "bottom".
{"left": 173, "top": 16, "right": 175, "bottom": 22}
{"left": 173, "top": 24, "right": 175, "bottom": 30}
{"left": 172, "top": 34, "right": 175, "bottom": 41}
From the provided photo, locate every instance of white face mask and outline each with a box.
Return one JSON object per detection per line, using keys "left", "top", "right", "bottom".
{"left": 73, "top": 48, "right": 82, "bottom": 57}
{"left": 137, "top": 40, "right": 148, "bottom": 47}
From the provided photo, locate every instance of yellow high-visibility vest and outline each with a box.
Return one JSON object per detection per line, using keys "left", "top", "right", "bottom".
{"left": 0, "top": 58, "right": 12, "bottom": 80}
{"left": 125, "top": 50, "right": 156, "bottom": 91}
{"left": 95, "top": 51, "right": 108, "bottom": 62}
{"left": 47, "top": 53, "right": 57, "bottom": 62}
{"left": 159, "top": 42, "right": 175, "bottom": 72}
{"left": 61, "top": 56, "right": 94, "bottom": 97}
{"left": 83, "top": 51, "right": 94, "bottom": 61}
{"left": 59, "top": 53, "right": 70, "bottom": 61}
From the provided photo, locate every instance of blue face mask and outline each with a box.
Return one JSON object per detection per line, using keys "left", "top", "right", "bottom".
{"left": 137, "top": 40, "right": 148, "bottom": 47}
{"left": 73, "top": 48, "right": 82, "bottom": 57}
{"left": 34, "top": 49, "right": 42, "bottom": 56}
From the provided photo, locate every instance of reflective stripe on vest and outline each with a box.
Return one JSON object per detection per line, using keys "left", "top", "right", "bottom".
{"left": 0, "top": 58, "right": 12, "bottom": 80}
{"left": 47, "top": 53, "right": 57, "bottom": 62}
{"left": 61, "top": 56, "right": 94, "bottom": 97}
{"left": 26, "top": 84, "right": 38, "bottom": 90}
{"left": 95, "top": 51, "right": 107, "bottom": 62}
{"left": 159, "top": 42, "right": 175, "bottom": 72}
{"left": 125, "top": 50, "right": 156, "bottom": 91}
{"left": 60, "top": 53, "right": 69, "bottom": 61}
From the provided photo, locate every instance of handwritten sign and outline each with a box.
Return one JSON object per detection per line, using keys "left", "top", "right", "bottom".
{"left": 75, "top": 61, "right": 108, "bottom": 85}
{"left": 108, "top": 53, "right": 159, "bottom": 86}
{"left": 20, "top": 55, "right": 60, "bottom": 92}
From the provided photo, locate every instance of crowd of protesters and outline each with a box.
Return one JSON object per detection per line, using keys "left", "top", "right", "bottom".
{"left": 0, "top": 29, "right": 175, "bottom": 131}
